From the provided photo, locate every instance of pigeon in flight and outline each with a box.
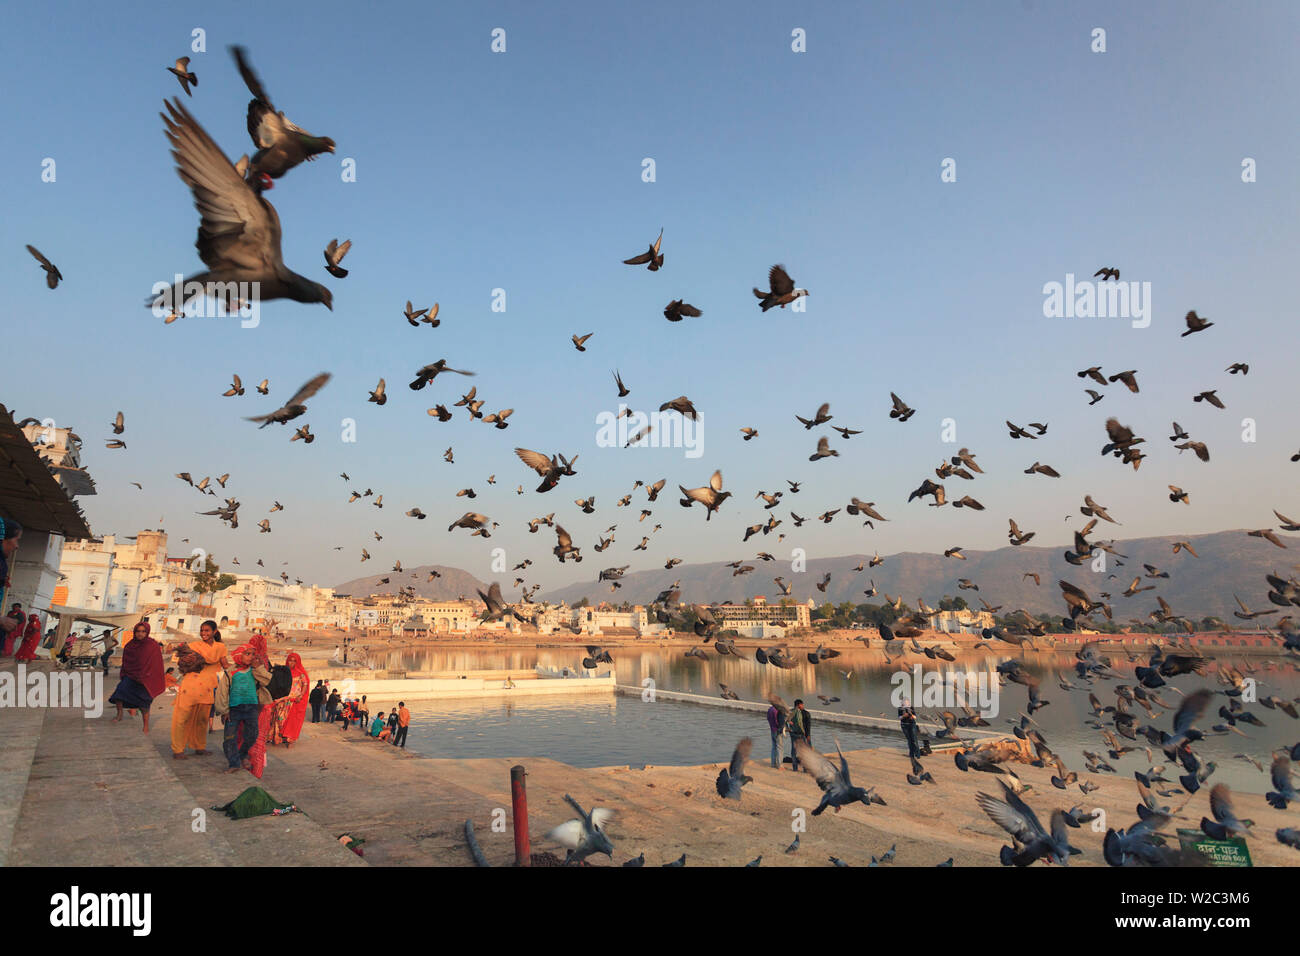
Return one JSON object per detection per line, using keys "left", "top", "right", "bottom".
{"left": 1182, "top": 310, "right": 1213, "bottom": 336}
{"left": 323, "top": 239, "right": 351, "bottom": 278}
{"left": 622, "top": 229, "right": 663, "bottom": 270}
{"left": 167, "top": 57, "right": 198, "bottom": 96}
{"left": 664, "top": 300, "right": 702, "bottom": 322}
{"left": 409, "top": 359, "right": 475, "bottom": 390}
{"left": 153, "top": 98, "right": 333, "bottom": 312}
{"left": 796, "top": 402, "right": 832, "bottom": 429}
{"left": 26, "top": 245, "right": 63, "bottom": 289}
{"left": 545, "top": 795, "right": 614, "bottom": 865}
{"left": 976, "top": 779, "right": 1078, "bottom": 866}
{"left": 245, "top": 372, "right": 331, "bottom": 428}
{"left": 230, "top": 45, "right": 336, "bottom": 191}
{"left": 679, "top": 470, "right": 731, "bottom": 521}
{"left": 753, "top": 264, "right": 808, "bottom": 311}
{"left": 795, "top": 738, "right": 886, "bottom": 815}
{"left": 715, "top": 738, "right": 753, "bottom": 800}
{"left": 515, "top": 448, "right": 578, "bottom": 493}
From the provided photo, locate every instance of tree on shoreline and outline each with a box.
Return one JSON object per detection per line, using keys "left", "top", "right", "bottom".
{"left": 189, "top": 555, "right": 237, "bottom": 608}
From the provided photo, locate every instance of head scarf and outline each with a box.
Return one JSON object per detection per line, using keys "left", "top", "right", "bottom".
{"left": 248, "top": 633, "right": 270, "bottom": 668}
{"left": 233, "top": 644, "right": 255, "bottom": 668}
{"left": 123, "top": 622, "right": 166, "bottom": 698}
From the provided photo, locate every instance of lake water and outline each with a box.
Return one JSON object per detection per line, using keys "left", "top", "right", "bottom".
{"left": 367, "top": 645, "right": 1300, "bottom": 792}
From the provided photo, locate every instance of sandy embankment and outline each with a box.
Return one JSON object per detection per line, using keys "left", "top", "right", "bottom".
{"left": 170, "top": 694, "right": 1297, "bottom": 867}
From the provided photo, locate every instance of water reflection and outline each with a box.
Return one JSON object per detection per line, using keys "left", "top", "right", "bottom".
{"left": 398, "top": 694, "right": 894, "bottom": 769}
{"left": 374, "top": 646, "right": 1299, "bottom": 790}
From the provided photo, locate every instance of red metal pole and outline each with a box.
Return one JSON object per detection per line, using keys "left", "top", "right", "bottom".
{"left": 510, "top": 764, "right": 530, "bottom": 866}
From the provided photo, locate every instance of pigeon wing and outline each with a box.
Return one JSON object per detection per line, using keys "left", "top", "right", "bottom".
{"left": 545, "top": 819, "right": 585, "bottom": 849}
{"left": 515, "top": 447, "right": 554, "bottom": 475}
{"left": 285, "top": 372, "right": 331, "bottom": 406}
{"left": 768, "top": 264, "right": 794, "bottom": 296}
{"left": 794, "top": 740, "right": 841, "bottom": 794}
{"left": 162, "top": 98, "right": 279, "bottom": 276}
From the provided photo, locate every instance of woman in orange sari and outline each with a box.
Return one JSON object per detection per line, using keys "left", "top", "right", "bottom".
{"left": 167, "top": 621, "right": 228, "bottom": 759}
{"left": 269, "top": 652, "right": 309, "bottom": 747}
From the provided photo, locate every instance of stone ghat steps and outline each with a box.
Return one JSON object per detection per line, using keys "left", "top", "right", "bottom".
{"left": 3, "top": 668, "right": 363, "bottom": 868}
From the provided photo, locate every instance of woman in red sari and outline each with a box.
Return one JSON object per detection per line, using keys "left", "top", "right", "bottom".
{"left": 109, "top": 622, "right": 166, "bottom": 732}
{"left": 13, "top": 613, "right": 42, "bottom": 661}
{"left": 269, "top": 652, "right": 309, "bottom": 747}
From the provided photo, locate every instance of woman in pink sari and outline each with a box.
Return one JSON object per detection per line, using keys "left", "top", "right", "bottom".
{"left": 13, "top": 613, "right": 42, "bottom": 661}
{"left": 269, "top": 652, "right": 309, "bottom": 747}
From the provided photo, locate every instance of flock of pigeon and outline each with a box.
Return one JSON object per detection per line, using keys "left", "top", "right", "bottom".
{"left": 542, "top": 619, "right": 1300, "bottom": 866}
{"left": 23, "top": 46, "right": 1300, "bottom": 867}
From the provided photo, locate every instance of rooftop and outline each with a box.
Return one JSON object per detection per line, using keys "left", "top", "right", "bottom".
{"left": 0, "top": 405, "right": 92, "bottom": 539}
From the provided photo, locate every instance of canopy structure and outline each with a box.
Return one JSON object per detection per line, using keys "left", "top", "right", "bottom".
{"left": 0, "top": 404, "right": 92, "bottom": 539}
{"left": 45, "top": 606, "right": 142, "bottom": 659}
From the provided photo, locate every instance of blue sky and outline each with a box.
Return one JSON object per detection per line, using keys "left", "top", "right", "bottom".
{"left": 3, "top": 0, "right": 1297, "bottom": 593}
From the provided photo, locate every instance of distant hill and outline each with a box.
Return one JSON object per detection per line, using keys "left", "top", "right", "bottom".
{"left": 332, "top": 564, "right": 488, "bottom": 602}
{"left": 541, "top": 529, "right": 1294, "bottom": 622}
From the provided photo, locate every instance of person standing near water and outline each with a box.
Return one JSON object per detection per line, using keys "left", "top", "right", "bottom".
{"left": 899, "top": 697, "right": 921, "bottom": 759}
{"left": 392, "top": 701, "right": 410, "bottom": 748}
{"left": 787, "top": 700, "right": 809, "bottom": 771}
{"left": 766, "top": 700, "right": 784, "bottom": 768}
{"left": 309, "top": 680, "right": 325, "bottom": 722}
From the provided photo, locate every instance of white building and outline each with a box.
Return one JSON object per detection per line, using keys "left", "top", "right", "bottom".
{"left": 212, "top": 574, "right": 317, "bottom": 630}
{"left": 56, "top": 528, "right": 355, "bottom": 635}
{"left": 1, "top": 413, "right": 95, "bottom": 623}
{"left": 58, "top": 535, "right": 146, "bottom": 612}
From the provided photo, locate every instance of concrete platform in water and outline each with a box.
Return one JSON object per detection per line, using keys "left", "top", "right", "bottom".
{"left": 615, "top": 685, "right": 1005, "bottom": 748}
{"left": 345, "top": 667, "right": 615, "bottom": 701}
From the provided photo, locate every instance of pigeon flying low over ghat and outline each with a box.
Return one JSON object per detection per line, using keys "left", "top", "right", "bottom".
{"left": 715, "top": 738, "right": 753, "bottom": 800}
{"left": 976, "top": 779, "right": 1079, "bottom": 866}
{"left": 152, "top": 98, "right": 333, "bottom": 312}
{"left": 795, "top": 738, "right": 886, "bottom": 815}
{"left": 546, "top": 795, "right": 615, "bottom": 864}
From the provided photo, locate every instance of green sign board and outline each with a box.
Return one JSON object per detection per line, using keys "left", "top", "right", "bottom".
{"left": 1176, "top": 828, "right": 1253, "bottom": 867}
